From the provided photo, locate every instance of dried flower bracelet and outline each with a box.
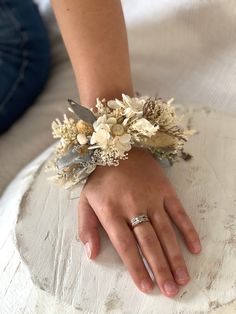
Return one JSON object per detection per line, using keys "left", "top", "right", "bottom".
{"left": 48, "top": 94, "right": 195, "bottom": 189}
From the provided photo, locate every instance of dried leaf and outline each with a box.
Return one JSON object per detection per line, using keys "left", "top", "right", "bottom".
{"left": 68, "top": 99, "right": 97, "bottom": 124}
{"left": 57, "top": 148, "right": 92, "bottom": 171}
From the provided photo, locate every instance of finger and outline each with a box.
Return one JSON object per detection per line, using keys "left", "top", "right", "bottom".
{"left": 77, "top": 191, "right": 100, "bottom": 259}
{"left": 133, "top": 220, "right": 179, "bottom": 298}
{"left": 150, "top": 207, "right": 190, "bottom": 285}
{"left": 164, "top": 195, "right": 202, "bottom": 254}
{"left": 104, "top": 216, "right": 153, "bottom": 293}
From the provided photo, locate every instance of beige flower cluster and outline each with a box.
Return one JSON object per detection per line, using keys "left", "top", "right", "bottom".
{"left": 50, "top": 94, "right": 194, "bottom": 188}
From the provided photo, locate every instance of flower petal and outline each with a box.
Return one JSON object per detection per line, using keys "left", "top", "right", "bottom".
{"left": 131, "top": 118, "right": 159, "bottom": 137}
{"left": 90, "top": 132, "right": 97, "bottom": 145}
{"left": 122, "top": 94, "right": 132, "bottom": 106}
{"left": 77, "top": 133, "right": 88, "bottom": 145}
{"left": 106, "top": 117, "right": 117, "bottom": 124}
{"left": 119, "top": 133, "right": 131, "bottom": 143}
{"left": 107, "top": 100, "right": 121, "bottom": 109}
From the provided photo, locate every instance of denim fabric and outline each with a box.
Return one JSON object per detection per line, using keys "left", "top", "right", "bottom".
{"left": 0, "top": 0, "right": 50, "bottom": 133}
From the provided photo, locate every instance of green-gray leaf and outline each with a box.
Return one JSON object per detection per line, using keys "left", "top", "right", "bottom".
{"left": 57, "top": 148, "right": 93, "bottom": 171}
{"left": 68, "top": 99, "right": 96, "bottom": 124}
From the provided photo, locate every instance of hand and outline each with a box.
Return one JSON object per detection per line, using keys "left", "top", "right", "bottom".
{"left": 77, "top": 147, "right": 201, "bottom": 297}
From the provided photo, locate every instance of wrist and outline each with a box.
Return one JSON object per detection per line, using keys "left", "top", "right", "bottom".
{"left": 79, "top": 87, "right": 135, "bottom": 110}
{"left": 128, "top": 146, "right": 153, "bottom": 158}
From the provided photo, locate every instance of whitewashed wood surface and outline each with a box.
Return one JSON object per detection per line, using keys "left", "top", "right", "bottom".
{"left": 1, "top": 107, "right": 236, "bottom": 314}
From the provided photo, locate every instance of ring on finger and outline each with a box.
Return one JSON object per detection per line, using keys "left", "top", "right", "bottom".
{"left": 130, "top": 214, "right": 150, "bottom": 229}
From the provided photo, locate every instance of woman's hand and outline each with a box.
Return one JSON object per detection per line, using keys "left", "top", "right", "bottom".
{"left": 77, "top": 147, "right": 201, "bottom": 298}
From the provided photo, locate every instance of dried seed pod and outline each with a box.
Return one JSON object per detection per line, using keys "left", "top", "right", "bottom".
{"left": 143, "top": 99, "right": 156, "bottom": 120}
{"left": 111, "top": 124, "right": 125, "bottom": 136}
{"left": 76, "top": 120, "right": 93, "bottom": 136}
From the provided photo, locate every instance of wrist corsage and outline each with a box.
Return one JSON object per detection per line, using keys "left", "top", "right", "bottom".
{"left": 48, "top": 94, "right": 195, "bottom": 189}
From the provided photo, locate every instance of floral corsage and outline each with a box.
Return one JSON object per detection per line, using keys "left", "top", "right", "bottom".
{"left": 49, "top": 94, "right": 195, "bottom": 189}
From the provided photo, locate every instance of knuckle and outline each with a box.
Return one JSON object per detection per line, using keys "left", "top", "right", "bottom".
{"left": 169, "top": 196, "right": 184, "bottom": 212}
{"left": 157, "top": 266, "right": 170, "bottom": 277}
{"left": 158, "top": 223, "right": 171, "bottom": 236}
{"left": 115, "top": 236, "right": 133, "bottom": 253}
{"left": 124, "top": 193, "right": 140, "bottom": 209}
{"left": 132, "top": 265, "right": 146, "bottom": 276}
{"left": 139, "top": 234, "right": 156, "bottom": 247}
{"left": 176, "top": 207, "right": 187, "bottom": 218}
{"left": 102, "top": 214, "right": 114, "bottom": 226}
{"left": 151, "top": 210, "right": 160, "bottom": 221}
{"left": 102, "top": 201, "right": 115, "bottom": 214}
{"left": 101, "top": 206, "right": 120, "bottom": 225}
{"left": 186, "top": 228, "right": 198, "bottom": 241}
{"left": 171, "top": 254, "right": 184, "bottom": 265}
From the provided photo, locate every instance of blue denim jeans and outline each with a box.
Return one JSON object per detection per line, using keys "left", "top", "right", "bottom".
{"left": 0, "top": 0, "right": 50, "bottom": 133}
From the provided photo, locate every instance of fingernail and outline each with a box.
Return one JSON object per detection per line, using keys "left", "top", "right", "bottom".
{"left": 85, "top": 242, "right": 91, "bottom": 259}
{"left": 175, "top": 267, "right": 190, "bottom": 282}
{"left": 164, "top": 280, "right": 179, "bottom": 295}
{"left": 191, "top": 241, "right": 201, "bottom": 253}
{"left": 140, "top": 279, "right": 153, "bottom": 293}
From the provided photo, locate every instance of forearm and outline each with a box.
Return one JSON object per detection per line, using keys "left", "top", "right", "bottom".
{"left": 51, "top": 0, "right": 134, "bottom": 109}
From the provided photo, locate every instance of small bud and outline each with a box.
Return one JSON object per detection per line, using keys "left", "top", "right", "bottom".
{"left": 77, "top": 133, "right": 88, "bottom": 145}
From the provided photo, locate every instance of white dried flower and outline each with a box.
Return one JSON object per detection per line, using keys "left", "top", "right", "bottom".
{"left": 111, "top": 133, "right": 132, "bottom": 155}
{"left": 89, "top": 113, "right": 132, "bottom": 156}
{"left": 107, "top": 99, "right": 124, "bottom": 109}
{"left": 93, "top": 115, "right": 116, "bottom": 131}
{"left": 90, "top": 114, "right": 113, "bottom": 149}
{"left": 90, "top": 128, "right": 110, "bottom": 149}
{"left": 77, "top": 133, "right": 88, "bottom": 145}
{"left": 130, "top": 118, "right": 159, "bottom": 137}
{"left": 122, "top": 93, "right": 146, "bottom": 119}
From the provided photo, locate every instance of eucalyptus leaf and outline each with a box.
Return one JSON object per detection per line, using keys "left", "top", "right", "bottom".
{"left": 68, "top": 99, "right": 97, "bottom": 124}
{"left": 57, "top": 148, "right": 93, "bottom": 171}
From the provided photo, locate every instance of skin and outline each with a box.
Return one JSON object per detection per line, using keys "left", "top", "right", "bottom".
{"left": 51, "top": 0, "right": 202, "bottom": 298}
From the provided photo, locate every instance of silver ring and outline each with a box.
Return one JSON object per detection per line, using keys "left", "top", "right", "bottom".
{"left": 130, "top": 214, "right": 150, "bottom": 229}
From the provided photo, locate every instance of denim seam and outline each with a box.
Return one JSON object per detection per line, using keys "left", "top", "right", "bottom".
{"left": 0, "top": 3, "right": 29, "bottom": 113}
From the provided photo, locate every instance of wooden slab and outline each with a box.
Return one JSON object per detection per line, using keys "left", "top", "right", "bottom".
{"left": 13, "top": 107, "right": 236, "bottom": 313}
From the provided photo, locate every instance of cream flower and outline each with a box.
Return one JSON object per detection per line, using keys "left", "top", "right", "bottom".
{"left": 111, "top": 133, "right": 132, "bottom": 155}
{"left": 93, "top": 115, "right": 109, "bottom": 131}
{"left": 77, "top": 133, "right": 88, "bottom": 145}
{"left": 107, "top": 94, "right": 147, "bottom": 120}
{"left": 90, "top": 128, "right": 110, "bottom": 149}
{"left": 90, "top": 114, "right": 115, "bottom": 149}
{"left": 89, "top": 113, "right": 132, "bottom": 156}
{"left": 107, "top": 99, "right": 124, "bottom": 110}
{"left": 130, "top": 118, "right": 159, "bottom": 137}
{"left": 122, "top": 94, "right": 146, "bottom": 119}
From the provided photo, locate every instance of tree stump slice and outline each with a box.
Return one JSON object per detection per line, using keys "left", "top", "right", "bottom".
{"left": 14, "top": 107, "right": 236, "bottom": 314}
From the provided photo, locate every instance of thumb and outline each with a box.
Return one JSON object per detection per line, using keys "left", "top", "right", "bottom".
{"left": 77, "top": 191, "right": 100, "bottom": 259}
